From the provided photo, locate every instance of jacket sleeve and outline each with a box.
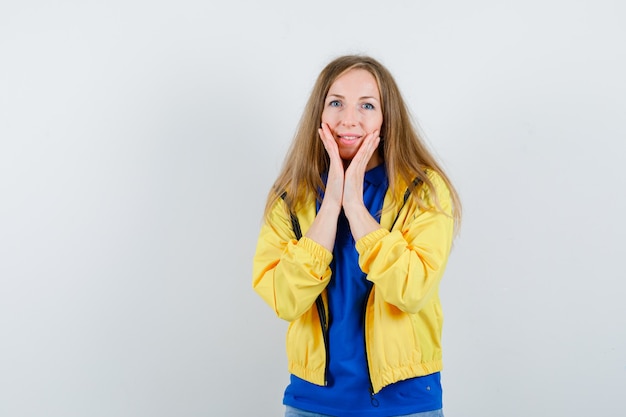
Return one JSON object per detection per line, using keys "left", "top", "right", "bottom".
{"left": 252, "top": 199, "right": 333, "bottom": 321}
{"left": 356, "top": 171, "right": 454, "bottom": 314}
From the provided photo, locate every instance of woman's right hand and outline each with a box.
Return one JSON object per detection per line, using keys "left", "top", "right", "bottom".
{"left": 318, "top": 123, "right": 344, "bottom": 212}
{"left": 303, "top": 123, "right": 343, "bottom": 252}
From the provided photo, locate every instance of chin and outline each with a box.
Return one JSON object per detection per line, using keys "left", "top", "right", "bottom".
{"left": 339, "top": 152, "right": 357, "bottom": 162}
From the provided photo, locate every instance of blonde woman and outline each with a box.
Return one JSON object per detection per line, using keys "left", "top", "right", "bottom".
{"left": 253, "top": 55, "right": 461, "bottom": 417}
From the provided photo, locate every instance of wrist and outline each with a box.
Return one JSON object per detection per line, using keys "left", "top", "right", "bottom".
{"left": 345, "top": 206, "right": 380, "bottom": 241}
{"left": 319, "top": 200, "right": 342, "bottom": 217}
{"left": 343, "top": 203, "right": 368, "bottom": 223}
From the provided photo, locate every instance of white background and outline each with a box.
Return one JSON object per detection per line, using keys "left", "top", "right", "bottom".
{"left": 1, "top": 1, "right": 625, "bottom": 416}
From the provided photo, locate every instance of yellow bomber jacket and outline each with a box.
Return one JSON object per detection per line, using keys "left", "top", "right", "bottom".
{"left": 252, "top": 170, "right": 454, "bottom": 394}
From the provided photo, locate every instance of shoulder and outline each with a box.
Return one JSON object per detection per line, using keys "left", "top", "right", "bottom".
{"left": 423, "top": 169, "right": 449, "bottom": 193}
{"left": 419, "top": 169, "right": 452, "bottom": 213}
{"left": 392, "top": 169, "right": 450, "bottom": 200}
{"left": 267, "top": 192, "right": 318, "bottom": 235}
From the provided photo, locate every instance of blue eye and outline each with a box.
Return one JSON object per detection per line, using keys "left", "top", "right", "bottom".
{"left": 362, "top": 103, "right": 375, "bottom": 110}
{"left": 329, "top": 100, "right": 341, "bottom": 107}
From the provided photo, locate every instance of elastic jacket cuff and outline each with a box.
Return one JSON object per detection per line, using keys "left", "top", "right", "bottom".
{"left": 298, "top": 236, "right": 333, "bottom": 266}
{"left": 355, "top": 228, "right": 390, "bottom": 255}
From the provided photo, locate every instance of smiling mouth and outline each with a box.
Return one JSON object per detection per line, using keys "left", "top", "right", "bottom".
{"left": 338, "top": 135, "right": 362, "bottom": 143}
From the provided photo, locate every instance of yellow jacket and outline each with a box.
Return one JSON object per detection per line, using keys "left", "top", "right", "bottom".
{"left": 252, "top": 170, "right": 454, "bottom": 394}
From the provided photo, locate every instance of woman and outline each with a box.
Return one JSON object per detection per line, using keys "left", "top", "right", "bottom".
{"left": 252, "top": 55, "right": 461, "bottom": 417}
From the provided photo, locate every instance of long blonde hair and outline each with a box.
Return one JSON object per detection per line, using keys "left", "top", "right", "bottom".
{"left": 264, "top": 55, "right": 462, "bottom": 231}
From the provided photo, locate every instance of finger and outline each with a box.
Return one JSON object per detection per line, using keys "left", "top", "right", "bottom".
{"left": 319, "top": 123, "right": 338, "bottom": 146}
{"left": 353, "top": 130, "right": 380, "bottom": 168}
{"left": 318, "top": 124, "right": 337, "bottom": 152}
{"left": 319, "top": 124, "right": 343, "bottom": 167}
{"left": 320, "top": 122, "right": 334, "bottom": 140}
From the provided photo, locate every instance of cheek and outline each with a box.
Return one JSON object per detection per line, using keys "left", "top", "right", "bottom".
{"left": 321, "top": 109, "right": 334, "bottom": 125}
{"left": 369, "top": 114, "right": 383, "bottom": 131}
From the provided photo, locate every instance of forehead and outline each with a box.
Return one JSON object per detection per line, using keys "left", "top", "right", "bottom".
{"left": 327, "top": 68, "right": 380, "bottom": 98}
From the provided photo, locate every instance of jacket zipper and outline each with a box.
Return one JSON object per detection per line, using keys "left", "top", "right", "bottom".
{"left": 362, "top": 285, "right": 379, "bottom": 407}
{"left": 283, "top": 194, "right": 330, "bottom": 387}
{"left": 315, "top": 295, "right": 329, "bottom": 386}
{"left": 362, "top": 177, "right": 418, "bottom": 405}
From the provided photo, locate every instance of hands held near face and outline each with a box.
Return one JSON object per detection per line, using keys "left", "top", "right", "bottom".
{"left": 317, "top": 123, "right": 382, "bottom": 241}
{"left": 304, "top": 123, "right": 382, "bottom": 250}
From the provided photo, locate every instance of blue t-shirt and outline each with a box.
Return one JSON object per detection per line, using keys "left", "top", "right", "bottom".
{"left": 283, "top": 164, "right": 442, "bottom": 416}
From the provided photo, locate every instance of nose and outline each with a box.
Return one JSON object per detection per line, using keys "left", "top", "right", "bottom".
{"left": 341, "top": 106, "right": 358, "bottom": 127}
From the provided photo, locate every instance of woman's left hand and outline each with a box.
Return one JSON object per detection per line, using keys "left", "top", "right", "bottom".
{"left": 342, "top": 131, "right": 382, "bottom": 240}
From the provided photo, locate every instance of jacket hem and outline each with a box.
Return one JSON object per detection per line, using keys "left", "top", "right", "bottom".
{"left": 370, "top": 359, "right": 443, "bottom": 394}
{"left": 288, "top": 361, "right": 326, "bottom": 387}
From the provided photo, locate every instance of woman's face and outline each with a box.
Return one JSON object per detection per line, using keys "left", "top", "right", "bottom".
{"left": 321, "top": 69, "right": 383, "bottom": 167}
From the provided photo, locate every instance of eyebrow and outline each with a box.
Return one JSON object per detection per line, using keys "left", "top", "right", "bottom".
{"left": 327, "top": 94, "right": 380, "bottom": 101}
